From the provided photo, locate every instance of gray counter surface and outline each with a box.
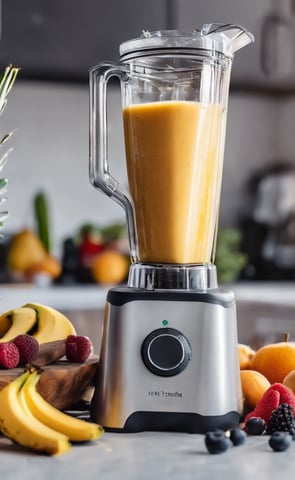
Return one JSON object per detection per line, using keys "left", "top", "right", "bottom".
{"left": 0, "top": 431, "right": 292, "bottom": 480}
{"left": 0, "top": 281, "right": 294, "bottom": 312}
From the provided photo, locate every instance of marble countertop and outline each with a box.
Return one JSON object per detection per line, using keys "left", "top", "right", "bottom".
{"left": 0, "top": 284, "right": 109, "bottom": 312}
{"left": 0, "top": 282, "right": 294, "bottom": 476}
{"left": 231, "top": 281, "right": 295, "bottom": 307}
{"left": 0, "top": 432, "right": 292, "bottom": 480}
{"left": 0, "top": 281, "right": 294, "bottom": 312}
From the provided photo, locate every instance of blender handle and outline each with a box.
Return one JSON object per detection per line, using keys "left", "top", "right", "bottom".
{"left": 89, "top": 63, "right": 137, "bottom": 259}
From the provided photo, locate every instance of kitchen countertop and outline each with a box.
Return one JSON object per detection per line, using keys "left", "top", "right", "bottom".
{"left": 0, "top": 431, "right": 292, "bottom": 480}
{"left": 231, "top": 281, "right": 295, "bottom": 307}
{"left": 0, "top": 282, "right": 294, "bottom": 475}
{"left": 0, "top": 281, "right": 294, "bottom": 312}
{"left": 0, "top": 284, "right": 109, "bottom": 311}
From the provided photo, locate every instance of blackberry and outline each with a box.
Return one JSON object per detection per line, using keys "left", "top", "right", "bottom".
{"left": 267, "top": 403, "right": 295, "bottom": 436}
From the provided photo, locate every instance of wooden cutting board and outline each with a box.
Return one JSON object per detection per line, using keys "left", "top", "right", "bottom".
{"left": 0, "top": 355, "right": 99, "bottom": 410}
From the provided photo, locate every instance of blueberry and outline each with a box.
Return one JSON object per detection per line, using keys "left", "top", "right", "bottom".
{"left": 245, "top": 417, "right": 265, "bottom": 435}
{"left": 230, "top": 427, "right": 247, "bottom": 446}
{"left": 269, "top": 431, "right": 292, "bottom": 452}
{"left": 205, "top": 430, "right": 231, "bottom": 454}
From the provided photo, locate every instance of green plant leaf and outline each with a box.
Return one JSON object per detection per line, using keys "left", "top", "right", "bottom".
{"left": 0, "top": 65, "right": 19, "bottom": 232}
{"left": 0, "top": 178, "right": 8, "bottom": 189}
{"left": 0, "top": 65, "right": 20, "bottom": 115}
{"left": 0, "top": 147, "right": 13, "bottom": 172}
{"left": 215, "top": 227, "right": 248, "bottom": 283}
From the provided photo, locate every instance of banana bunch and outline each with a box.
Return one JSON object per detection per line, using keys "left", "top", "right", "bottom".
{"left": 0, "top": 303, "right": 76, "bottom": 343}
{"left": 0, "top": 369, "right": 104, "bottom": 455}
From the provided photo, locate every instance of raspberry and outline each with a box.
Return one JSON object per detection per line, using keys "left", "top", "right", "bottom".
{"left": 245, "top": 389, "right": 280, "bottom": 425}
{"left": 0, "top": 342, "right": 20, "bottom": 368}
{"left": 267, "top": 404, "right": 295, "bottom": 436}
{"left": 13, "top": 334, "right": 39, "bottom": 366}
{"left": 245, "top": 383, "right": 295, "bottom": 426}
{"left": 65, "top": 335, "right": 92, "bottom": 363}
{"left": 271, "top": 383, "right": 295, "bottom": 412}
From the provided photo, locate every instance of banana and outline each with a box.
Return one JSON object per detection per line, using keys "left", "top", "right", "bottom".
{"left": 0, "top": 307, "right": 37, "bottom": 342}
{"left": 23, "top": 370, "right": 104, "bottom": 442}
{"left": 0, "top": 303, "right": 76, "bottom": 344}
{"left": 23, "top": 303, "right": 76, "bottom": 343}
{"left": 0, "top": 371, "right": 71, "bottom": 455}
{"left": 0, "top": 311, "right": 11, "bottom": 337}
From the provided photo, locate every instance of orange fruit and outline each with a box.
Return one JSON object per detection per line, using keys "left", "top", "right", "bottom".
{"left": 283, "top": 369, "right": 295, "bottom": 393}
{"left": 250, "top": 335, "right": 295, "bottom": 384}
{"left": 240, "top": 369, "right": 271, "bottom": 411}
{"left": 25, "top": 255, "right": 62, "bottom": 280}
{"left": 238, "top": 343, "right": 255, "bottom": 369}
{"left": 91, "top": 250, "right": 129, "bottom": 285}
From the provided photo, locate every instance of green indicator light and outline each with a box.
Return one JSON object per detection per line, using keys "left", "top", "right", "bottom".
{"left": 162, "top": 320, "right": 169, "bottom": 327}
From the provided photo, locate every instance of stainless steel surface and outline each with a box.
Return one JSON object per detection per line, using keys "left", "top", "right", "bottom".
{"left": 91, "top": 289, "right": 242, "bottom": 430}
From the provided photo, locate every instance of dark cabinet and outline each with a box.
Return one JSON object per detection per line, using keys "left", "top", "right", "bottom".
{"left": 0, "top": 0, "right": 171, "bottom": 82}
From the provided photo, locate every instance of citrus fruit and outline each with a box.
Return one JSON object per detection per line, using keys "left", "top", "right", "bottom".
{"left": 238, "top": 343, "right": 255, "bottom": 369}
{"left": 240, "top": 369, "right": 271, "bottom": 411}
{"left": 26, "top": 255, "right": 62, "bottom": 280}
{"left": 91, "top": 250, "right": 129, "bottom": 285}
{"left": 283, "top": 369, "right": 295, "bottom": 393}
{"left": 250, "top": 334, "right": 295, "bottom": 384}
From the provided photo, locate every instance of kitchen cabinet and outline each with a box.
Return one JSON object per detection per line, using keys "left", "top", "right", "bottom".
{"left": 176, "top": 0, "right": 295, "bottom": 92}
{"left": 0, "top": 0, "right": 170, "bottom": 82}
{"left": 3, "top": 0, "right": 295, "bottom": 91}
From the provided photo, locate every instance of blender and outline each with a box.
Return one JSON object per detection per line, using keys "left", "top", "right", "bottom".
{"left": 89, "top": 24, "right": 254, "bottom": 433}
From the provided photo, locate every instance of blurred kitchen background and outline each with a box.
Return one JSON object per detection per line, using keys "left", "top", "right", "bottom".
{"left": 0, "top": 0, "right": 295, "bottom": 346}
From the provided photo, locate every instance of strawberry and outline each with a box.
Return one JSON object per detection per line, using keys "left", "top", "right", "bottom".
{"left": 13, "top": 334, "right": 39, "bottom": 366}
{"left": 0, "top": 342, "right": 20, "bottom": 369}
{"left": 66, "top": 335, "right": 92, "bottom": 363}
{"left": 245, "top": 383, "right": 295, "bottom": 427}
{"left": 271, "top": 383, "right": 295, "bottom": 411}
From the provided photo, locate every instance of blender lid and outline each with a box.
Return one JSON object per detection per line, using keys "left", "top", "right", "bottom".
{"left": 120, "top": 24, "right": 254, "bottom": 60}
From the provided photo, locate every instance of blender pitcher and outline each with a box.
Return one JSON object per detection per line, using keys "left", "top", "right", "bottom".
{"left": 90, "top": 24, "right": 254, "bottom": 433}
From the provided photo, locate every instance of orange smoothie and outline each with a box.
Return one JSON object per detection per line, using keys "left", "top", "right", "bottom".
{"left": 123, "top": 100, "right": 226, "bottom": 264}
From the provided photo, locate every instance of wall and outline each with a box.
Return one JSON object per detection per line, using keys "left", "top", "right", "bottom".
{"left": 0, "top": 79, "right": 279, "bottom": 257}
{"left": 1, "top": 80, "right": 125, "bottom": 256}
{"left": 278, "top": 96, "right": 295, "bottom": 158}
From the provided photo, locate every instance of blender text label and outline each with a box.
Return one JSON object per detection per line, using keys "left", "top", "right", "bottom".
{"left": 148, "top": 390, "right": 183, "bottom": 398}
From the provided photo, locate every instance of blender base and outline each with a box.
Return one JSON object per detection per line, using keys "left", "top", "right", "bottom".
{"left": 90, "top": 287, "right": 242, "bottom": 434}
{"left": 104, "top": 411, "right": 240, "bottom": 434}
